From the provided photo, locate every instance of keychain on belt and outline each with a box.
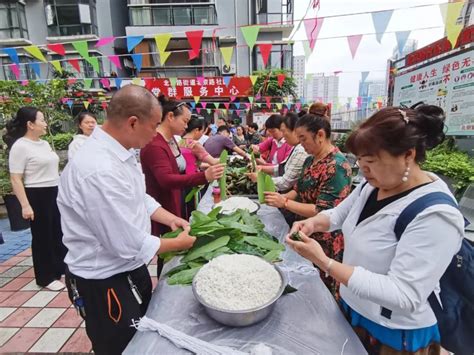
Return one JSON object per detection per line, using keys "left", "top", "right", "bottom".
{"left": 70, "top": 279, "right": 86, "bottom": 318}
{"left": 127, "top": 275, "right": 143, "bottom": 305}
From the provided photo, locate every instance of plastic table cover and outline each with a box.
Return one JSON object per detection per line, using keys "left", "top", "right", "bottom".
{"left": 124, "top": 189, "right": 366, "bottom": 355}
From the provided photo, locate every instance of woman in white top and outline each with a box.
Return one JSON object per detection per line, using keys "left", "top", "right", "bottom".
{"left": 247, "top": 112, "right": 308, "bottom": 192}
{"left": 6, "top": 107, "right": 67, "bottom": 291}
{"left": 286, "top": 105, "right": 464, "bottom": 354}
{"left": 68, "top": 112, "right": 97, "bottom": 160}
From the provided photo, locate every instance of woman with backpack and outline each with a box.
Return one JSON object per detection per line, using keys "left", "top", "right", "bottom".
{"left": 286, "top": 105, "right": 465, "bottom": 354}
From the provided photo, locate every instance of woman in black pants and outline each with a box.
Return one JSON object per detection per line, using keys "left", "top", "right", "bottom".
{"left": 5, "top": 107, "right": 66, "bottom": 291}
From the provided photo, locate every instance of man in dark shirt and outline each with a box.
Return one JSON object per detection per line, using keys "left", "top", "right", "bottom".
{"left": 204, "top": 126, "right": 249, "bottom": 159}
{"left": 246, "top": 123, "right": 262, "bottom": 145}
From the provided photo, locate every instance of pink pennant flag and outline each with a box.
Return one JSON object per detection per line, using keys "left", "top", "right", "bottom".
{"left": 61, "top": 98, "right": 68, "bottom": 104}
{"left": 95, "top": 37, "right": 116, "bottom": 47}
{"left": 196, "top": 107, "right": 202, "bottom": 114}
{"left": 304, "top": 17, "right": 324, "bottom": 50}
{"left": 230, "top": 96, "right": 236, "bottom": 102}
{"left": 347, "top": 34, "right": 363, "bottom": 59}
{"left": 236, "top": 110, "right": 241, "bottom": 116}
{"left": 201, "top": 102, "right": 207, "bottom": 109}
{"left": 265, "top": 96, "right": 271, "bottom": 109}
{"left": 196, "top": 76, "right": 205, "bottom": 86}
{"left": 108, "top": 55, "right": 122, "bottom": 69}
{"left": 295, "top": 102, "right": 302, "bottom": 111}
{"left": 255, "top": 93, "right": 261, "bottom": 100}
{"left": 67, "top": 78, "right": 77, "bottom": 85}
{"left": 10, "top": 64, "right": 20, "bottom": 79}
{"left": 100, "top": 78, "right": 111, "bottom": 90}
{"left": 223, "top": 102, "right": 230, "bottom": 110}
{"left": 21, "top": 80, "right": 29, "bottom": 86}
{"left": 245, "top": 103, "right": 251, "bottom": 110}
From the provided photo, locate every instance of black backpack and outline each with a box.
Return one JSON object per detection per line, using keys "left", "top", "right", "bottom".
{"left": 380, "top": 192, "right": 473, "bottom": 354}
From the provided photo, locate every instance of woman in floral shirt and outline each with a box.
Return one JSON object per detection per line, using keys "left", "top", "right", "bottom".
{"left": 265, "top": 114, "right": 352, "bottom": 298}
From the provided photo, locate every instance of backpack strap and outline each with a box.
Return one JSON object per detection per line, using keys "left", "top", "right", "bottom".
{"left": 381, "top": 192, "right": 459, "bottom": 319}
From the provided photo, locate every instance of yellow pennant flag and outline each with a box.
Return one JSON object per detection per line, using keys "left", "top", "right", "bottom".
{"left": 194, "top": 96, "right": 200, "bottom": 104}
{"left": 132, "top": 78, "right": 142, "bottom": 86}
{"left": 154, "top": 33, "right": 172, "bottom": 53}
{"left": 24, "top": 45, "right": 47, "bottom": 62}
{"left": 51, "top": 60, "right": 62, "bottom": 73}
{"left": 160, "top": 51, "right": 171, "bottom": 66}
{"left": 444, "top": 1, "right": 465, "bottom": 48}
{"left": 276, "top": 103, "right": 283, "bottom": 110}
{"left": 220, "top": 47, "right": 234, "bottom": 67}
{"left": 249, "top": 75, "right": 258, "bottom": 86}
{"left": 83, "top": 101, "right": 90, "bottom": 109}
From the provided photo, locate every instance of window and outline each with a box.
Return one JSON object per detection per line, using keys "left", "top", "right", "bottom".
{"left": 255, "top": 44, "right": 293, "bottom": 70}
{"left": 129, "top": 4, "right": 217, "bottom": 25}
{"left": 0, "top": 1, "right": 28, "bottom": 40}
{"left": 2, "top": 57, "right": 35, "bottom": 80}
{"left": 45, "top": 0, "right": 97, "bottom": 37}
{"left": 60, "top": 55, "right": 102, "bottom": 78}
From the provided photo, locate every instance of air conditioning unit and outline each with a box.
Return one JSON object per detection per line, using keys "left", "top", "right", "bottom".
{"left": 222, "top": 64, "right": 236, "bottom": 75}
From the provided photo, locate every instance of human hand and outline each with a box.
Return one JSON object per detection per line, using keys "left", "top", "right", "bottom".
{"left": 246, "top": 172, "right": 257, "bottom": 182}
{"left": 204, "top": 163, "right": 226, "bottom": 182}
{"left": 288, "top": 219, "right": 316, "bottom": 236}
{"left": 170, "top": 217, "right": 189, "bottom": 231}
{"left": 285, "top": 232, "right": 329, "bottom": 267}
{"left": 174, "top": 226, "right": 196, "bottom": 251}
{"left": 250, "top": 144, "right": 259, "bottom": 153}
{"left": 264, "top": 191, "right": 285, "bottom": 208}
{"left": 22, "top": 205, "right": 34, "bottom": 221}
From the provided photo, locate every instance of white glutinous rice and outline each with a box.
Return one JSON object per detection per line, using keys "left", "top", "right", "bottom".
{"left": 215, "top": 196, "right": 258, "bottom": 215}
{"left": 194, "top": 254, "right": 282, "bottom": 311}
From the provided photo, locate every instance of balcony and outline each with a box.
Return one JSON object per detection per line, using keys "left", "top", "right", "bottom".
{"left": 129, "top": 3, "right": 217, "bottom": 26}
{"left": 256, "top": 0, "right": 294, "bottom": 37}
{"left": 0, "top": 1, "right": 30, "bottom": 45}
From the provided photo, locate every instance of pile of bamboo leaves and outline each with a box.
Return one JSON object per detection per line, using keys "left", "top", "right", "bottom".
{"left": 162, "top": 207, "right": 285, "bottom": 285}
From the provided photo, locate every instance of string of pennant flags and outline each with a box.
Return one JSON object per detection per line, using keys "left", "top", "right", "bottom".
{"left": 0, "top": 1, "right": 465, "bottom": 80}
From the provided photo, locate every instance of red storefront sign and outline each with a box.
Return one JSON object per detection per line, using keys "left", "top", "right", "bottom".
{"left": 144, "top": 77, "right": 253, "bottom": 98}
{"left": 406, "top": 25, "right": 474, "bottom": 67}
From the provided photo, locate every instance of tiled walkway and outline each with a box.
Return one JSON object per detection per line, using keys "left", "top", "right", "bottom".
{"left": 0, "top": 220, "right": 159, "bottom": 353}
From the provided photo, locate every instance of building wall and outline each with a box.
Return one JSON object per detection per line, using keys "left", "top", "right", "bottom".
{"left": 306, "top": 74, "right": 339, "bottom": 104}
{"left": 293, "top": 55, "right": 305, "bottom": 98}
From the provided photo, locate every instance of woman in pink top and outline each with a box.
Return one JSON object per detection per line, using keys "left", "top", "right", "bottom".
{"left": 251, "top": 114, "right": 292, "bottom": 165}
{"left": 179, "top": 116, "right": 219, "bottom": 174}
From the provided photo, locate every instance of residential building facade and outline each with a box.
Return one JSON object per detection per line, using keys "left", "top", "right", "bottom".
{"left": 293, "top": 54, "right": 304, "bottom": 98}
{"left": 305, "top": 73, "right": 339, "bottom": 104}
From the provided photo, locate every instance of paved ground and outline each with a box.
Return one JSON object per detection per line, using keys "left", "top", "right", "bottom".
{"left": 0, "top": 219, "right": 159, "bottom": 353}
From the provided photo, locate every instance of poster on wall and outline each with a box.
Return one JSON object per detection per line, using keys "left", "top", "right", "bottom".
{"left": 393, "top": 49, "right": 474, "bottom": 135}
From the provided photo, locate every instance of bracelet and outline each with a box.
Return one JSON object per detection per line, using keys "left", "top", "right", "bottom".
{"left": 325, "top": 258, "right": 334, "bottom": 278}
{"left": 284, "top": 198, "right": 289, "bottom": 209}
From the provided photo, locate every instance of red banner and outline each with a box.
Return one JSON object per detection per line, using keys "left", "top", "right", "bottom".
{"left": 144, "top": 77, "right": 253, "bottom": 98}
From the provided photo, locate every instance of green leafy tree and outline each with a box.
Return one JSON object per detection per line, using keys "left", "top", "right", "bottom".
{"left": 252, "top": 69, "right": 297, "bottom": 99}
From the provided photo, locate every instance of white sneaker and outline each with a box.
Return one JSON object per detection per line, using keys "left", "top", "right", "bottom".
{"left": 45, "top": 280, "right": 66, "bottom": 291}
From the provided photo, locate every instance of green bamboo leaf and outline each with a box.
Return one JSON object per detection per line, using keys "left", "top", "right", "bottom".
{"left": 167, "top": 267, "right": 202, "bottom": 285}
{"left": 257, "top": 171, "right": 266, "bottom": 203}
{"left": 219, "top": 150, "right": 229, "bottom": 200}
{"left": 181, "top": 236, "right": 230, "bottom": 263}
{"left": 243, "top": 236, "right": 285, "bottom": 251}
{"left": 161, "top": 228, "right": 183, "bottom": 239}
{"left": 263, "top": 250, "right": 283, "bottom": 263}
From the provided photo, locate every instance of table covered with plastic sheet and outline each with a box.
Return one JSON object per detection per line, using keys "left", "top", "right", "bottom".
{"left": 124, "top": 189, "right": 366, "bottom": 355}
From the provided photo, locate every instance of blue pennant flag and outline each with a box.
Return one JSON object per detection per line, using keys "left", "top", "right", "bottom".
{"left": 30, "top": 62, "right": 41, "bottom": 77}
{"left": 127, "top": 36, "right": 144, "bottom": 52}
{"left": 3, "top": 48, "right": 19, "bottom": 65}
{"left": 395, "top": 31, "right": 411, "bottom": 57}
{"left": 67, "top": 100, "right": 73, "bottom": 109}
{"left": 115, "top": 78, "right": 123, "bottom": 89}
{"left": 223, "top": 76, "right": 232, "bottom": 87}
{"left": 190, "top": 102, "right": 196, "bottom": 109}
{"left": 131, "top": 54, "right": 143, "bottom": 73}
{"left": 234, "top": 102, "right": 240, "bottom": 110}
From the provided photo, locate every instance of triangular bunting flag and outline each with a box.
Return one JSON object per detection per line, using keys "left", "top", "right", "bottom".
{"left": 115, "top": 78, "right": 123, "bottom": 89}
{"left": 276, "top": 103, "right": 282, "bottom": 110}
{"left": 194, "top": 96, "right": 200, "bottom": 104}
{"left": 47, "top": 43, "right": 66, "bottom": 56}
{"left": 132, "top": 78, "right": 142, "bottom": 86}
{"left": 72, "top": 41, "right": 90, "bottom": 60}
{"left": 67, "top": 100, "right": 73, "bottom": 109}
{"left": 234, "top": 102, "right": 240, "bottom": 110}
{"left": 258, "top": 43, "right": 272, "bottom": 67}
{"left": 30, "top": 62, "right": 41, "bottom": 77}
{"left": 206, "top": 109, "right": 211, "bottom": 114}
{"left": 223, "top": 76, "right": 232, "bottom": 87}
{"left": 68, "top": 59, "right": 81, "bottom": 73}
{"left": 201, "top": 102, "right": 207, "bottom": 109}
{"left": 277, "top": 74, "right": 286, "bottom": 87}
{"left": 131, "top": 54, "right": 143, "bottom": 73}
{"left": 250, "top": 75, "right": 258, "bottom": 86}
{"left": 10, "top": 64, "right": 20, "bottom": 79}
{"left": 395, "top": 31, "right": 411, "bottom": 56}
{"left": 127, "top": 36, "right": 144, "bottom": 52}
{"left": 51, "top": 60, "right": 62, "bottom": 73}
{"left": 83, "top": 101, "right": 90, "bottom": 109}
{"left": 230, "top": 96, "right": 236, "bottom": 102}
{"left": 371, "top": 10, "right": 394, "bottom": 44}
{"left": 154, "top": 33, "right": 172, "bottom": 53}
{"left": 190, "top": 102, "right": 196, "bottom": 109}
{"left": 347, "top": 34, "right": 363, "bottom": 59}
{"left": 286, "top": 102, "right": 293, "bottom": 110}
{"left": 245, "top": 102, "right": 251, "bottom": 110}
{"left": 213, "top": 103, "right": 219, "bottom": 109}
{"left": 295, "top": 102, "right": 302, "bottom": 111}
{"left": 86, "top": 57, "right": 100, "bottom": 73}
{"left": 108, "top": 55, "right": 122, "bottom": 70}
{"left": 196, "top": 107, "right": 202, "bottom": 114}
{"left": 84, "top": 79, "right": 93, "bottom": 90}
{"left": 361, "top": 71, "right": 370, "bottom": 83}
{"left": 95, "top": 36, "right": 115, "bottom": 47}
{"left": 236, "top": 110, "right": 241, "bottom": 116}
{"left": 3, "top": 48, "right": 19, "bottom": 65}
{"left": 220, "top": 47, "right": 234, "bottom": 67}
{"left": 197, "top": 76, "right": 205, "bottom": 86}
{"left": 169, "top": 77, "right": 177, "bottom": 87}
{"left": 445, "top": 1, "right": 465, "bottom": 48}
{"left": 160, "top": 51, "right": 171, "bottom": 66}
{"left": 303, "top": 40, "right": 312, "bottom": 60}
{"left": 186, "top": 30, "right": 204, "bottom": 60}
{"left": 248, "top": 96, "right": 254, "bottom": 104}
{"left": 304, "top": 18, "right": 324, "bottom": 50}
{"left": 24, "top": 46, "right": 47, "bottom": 62}
{"left": 223, "top": 102, "right": 230, "bottom": 110}
{"left": 241, "top": 26, "right": 260, "bottom": 50}
{"left": 100, "top": 78, "right": 111, "bottom": 90}
{"left": 101, "top": 101, "right": 108, "bottom": 109}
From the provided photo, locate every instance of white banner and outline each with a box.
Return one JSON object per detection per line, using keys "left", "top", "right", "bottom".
{"left": 393, "top": 49, "right": 474, "bottom": 135}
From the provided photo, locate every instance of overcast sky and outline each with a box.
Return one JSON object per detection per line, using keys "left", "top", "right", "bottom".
{"left": 292, "top": 0, "right": 447, "bottom": 99}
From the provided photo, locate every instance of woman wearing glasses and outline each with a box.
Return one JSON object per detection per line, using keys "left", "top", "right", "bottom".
{"left": 141, "top": 96, "right": 225, "bottom": 275}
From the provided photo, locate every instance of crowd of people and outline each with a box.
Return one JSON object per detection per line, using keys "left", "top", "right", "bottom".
{"left": 4, "top": 85, "right": 466, "bottom": 355}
